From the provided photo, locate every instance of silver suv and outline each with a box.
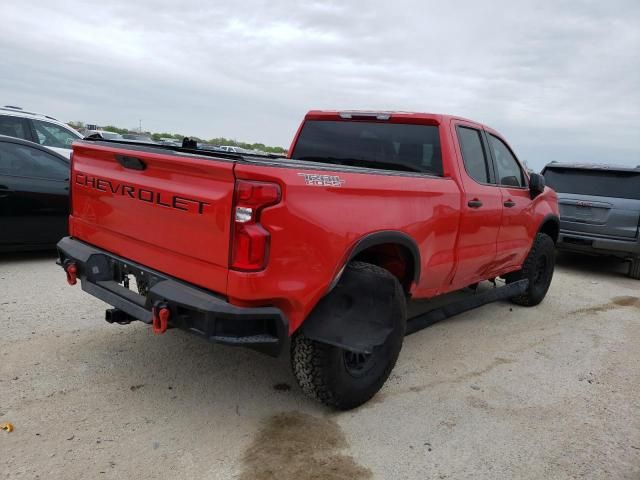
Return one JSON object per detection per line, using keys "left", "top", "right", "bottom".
{"left": 0, "top": 105, "right": 82, "bottom": 159}
{"left": 542, "top": 162, "right": 640, "bottom": 279}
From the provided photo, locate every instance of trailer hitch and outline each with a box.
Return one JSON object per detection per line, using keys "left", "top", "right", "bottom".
{"left": 152, "top": 303, "right": 170, "bottom": 335}
{"left": 64, "top": 261, "right": 78, "bottom": 286}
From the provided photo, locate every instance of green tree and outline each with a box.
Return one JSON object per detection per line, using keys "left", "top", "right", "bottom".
{"left": 102, "top": 125, "right": 130, "bottom": 135}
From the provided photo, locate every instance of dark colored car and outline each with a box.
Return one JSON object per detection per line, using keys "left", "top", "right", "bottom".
{"left": 542, "top": 162, "right": 640, "bottom": 279}
{"left": 0, "top": 135, "right": 69, "bottom": 251}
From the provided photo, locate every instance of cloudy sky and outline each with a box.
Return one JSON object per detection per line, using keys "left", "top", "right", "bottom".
{"left": 1, "top": 1, "right": 638, "bottom": 170}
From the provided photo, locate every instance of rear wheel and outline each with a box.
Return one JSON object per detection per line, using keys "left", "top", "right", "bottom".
{"left": 505, "top": 233, "right": 556, "bottom": 306}
{"left": 629, "top": 257, "right": 640, "bottom": 280}
{"left": 291, "top": 262, "right": 406, "bottom": 410}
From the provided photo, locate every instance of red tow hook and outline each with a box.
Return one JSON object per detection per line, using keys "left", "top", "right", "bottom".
{"left": 152, "top": 305, "right": 170, "bottom": 335}
{"left": 65, "top": 263, "right": 78, "bottom": 286}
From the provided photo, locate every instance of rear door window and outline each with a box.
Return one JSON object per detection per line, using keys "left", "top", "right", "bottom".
{"left": 543, "top": 168, "right": 640, "bottom": 200}
{"left": 292, "top": 120, "right": 443, "bottom": 175}
{"left": 0, "top": 115, "right": 30, "bottom": 141}
{"left": 457, "top": 126, "right": 491, "bottom": 184}
{"left": 0, "top": 141, "right": 68, "bottom": 180}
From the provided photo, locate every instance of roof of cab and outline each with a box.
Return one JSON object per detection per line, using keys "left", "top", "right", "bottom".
{"left": 304, "top": 110, "right": 482, "bottom": 126}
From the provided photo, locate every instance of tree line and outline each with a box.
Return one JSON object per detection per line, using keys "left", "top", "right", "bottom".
{"left": 67, "top": 121, "right": 287, "bottom": 154}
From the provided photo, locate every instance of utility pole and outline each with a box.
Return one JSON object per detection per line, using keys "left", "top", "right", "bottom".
{"left": 139, "top": 119, "right": 142, "bottom": 133}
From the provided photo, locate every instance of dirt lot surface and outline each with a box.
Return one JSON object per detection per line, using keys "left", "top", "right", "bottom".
{"left": 1, "top": 252, "right": 639, "bottom": 479}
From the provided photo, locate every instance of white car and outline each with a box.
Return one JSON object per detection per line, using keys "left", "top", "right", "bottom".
{"left": 84, "top": 130, "right": 123, "bottom": 140}
{"left": 0, "top": 105, "right": 83, "bottom": 159}
{"left": 218, "top": 145, "right": 239, "bottom": 153}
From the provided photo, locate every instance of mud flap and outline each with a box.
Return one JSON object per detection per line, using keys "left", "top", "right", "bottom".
{"left": 300, "top": 267, "right": 397, "bottom": 354}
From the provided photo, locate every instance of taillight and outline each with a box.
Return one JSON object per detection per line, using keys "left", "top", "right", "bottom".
{"left": 230, "top": 180, "right": 281, "bottom": 271}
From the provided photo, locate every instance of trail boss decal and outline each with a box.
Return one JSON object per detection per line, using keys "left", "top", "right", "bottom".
{"left": 75, "top": 173, "right": 210, "bottom": 214}
{"left": 298, "top": 173, "right": 345, "bottom": 187}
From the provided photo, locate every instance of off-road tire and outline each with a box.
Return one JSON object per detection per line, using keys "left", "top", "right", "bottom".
{"left": 291, "top": 261, "right": 406, "bottom": 410}
{"left": 505, "top": 233, "right": 556, "bottom": 306}
{"left": 629, "top": 257, "right": 640, "bottom": 280}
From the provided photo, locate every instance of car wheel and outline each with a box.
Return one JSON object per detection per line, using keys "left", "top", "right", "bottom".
{"left": 291, "top": 262, "right": 406, "bottom": 410}
{"left": 505, "top": 233, "right": 556, "bottom": 306}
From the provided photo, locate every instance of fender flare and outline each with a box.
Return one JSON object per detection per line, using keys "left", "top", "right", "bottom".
{"left": 537, "top": 214, "right": 560, "bottom": 243}
{"left": 345, "top": 230, "right": 421, "bottom": 283}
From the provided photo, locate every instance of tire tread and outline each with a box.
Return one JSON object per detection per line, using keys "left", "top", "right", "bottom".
{"left": 508, "top": 233, "right": 555, "bottom": 306}
{"left": 291, "top": 261, "right": 405, "bottom": 409}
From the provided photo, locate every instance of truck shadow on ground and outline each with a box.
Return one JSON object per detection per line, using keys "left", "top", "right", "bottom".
{"left": 555, "top": 251, "right": 631, "bottom": 280}
{"left": 0, "top": 250, "right": 58, "bottom": 265}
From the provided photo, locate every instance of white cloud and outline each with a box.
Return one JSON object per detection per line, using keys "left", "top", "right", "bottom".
{"left": 0, "top": 0, "right": 638, "bottom": 169}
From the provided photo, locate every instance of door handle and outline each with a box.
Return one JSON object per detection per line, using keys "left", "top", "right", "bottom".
{"left": 467, "top": 199, "right": 483, "bottom": 209}
{"left": 504, "top": 200, "right": 516, "bottom": 208}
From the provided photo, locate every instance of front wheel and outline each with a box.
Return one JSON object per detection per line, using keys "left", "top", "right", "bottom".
{"left": 505, "top": 233, "right": 556, "bottom": 306}
{"left": 291, "top": 262, "right": 406, "bottom": 410}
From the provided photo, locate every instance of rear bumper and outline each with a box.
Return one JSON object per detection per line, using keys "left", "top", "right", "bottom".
{"left": 557, "top": 230, "right": 640, "bottom": 258}
{"left": 56, "top": 237, "right": 287, "bottom": 356}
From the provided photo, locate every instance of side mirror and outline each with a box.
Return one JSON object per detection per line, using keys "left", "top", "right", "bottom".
{"left": 500, "top": 175, "right": 521, "bottom": 187}
{"left": 529, "top": 173, "right": 545, "bottom": 198}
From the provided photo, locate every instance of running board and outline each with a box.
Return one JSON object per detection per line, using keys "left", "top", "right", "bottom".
{"left": 406, "top": 279, "right": 529, "bottom": 335}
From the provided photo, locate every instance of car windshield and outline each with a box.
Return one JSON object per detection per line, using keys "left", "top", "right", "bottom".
{"left": 291, "top": 120, "right": 442, "bottom": 175}
{"left": 544, "top": 168, "right": 640, "bottom": 200}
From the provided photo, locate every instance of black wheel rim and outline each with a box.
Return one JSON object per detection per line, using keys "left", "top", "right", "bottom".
{"left": 533, "top": 255, "right": 549, "bottom": 286}
{"left": 343, "top": 349, "right": 376, "bottom": 377}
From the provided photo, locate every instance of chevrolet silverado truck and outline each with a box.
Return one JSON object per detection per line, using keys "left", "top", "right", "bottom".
{"left": 57, "top": 110, "right": 559, "bottom": 409}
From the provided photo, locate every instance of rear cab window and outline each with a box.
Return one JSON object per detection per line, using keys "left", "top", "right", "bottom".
{"left": 291, "top": 120, "right": 443, "bottom": 175}
{"left": 544, "top": 168, "right": 640, "bottom": 200}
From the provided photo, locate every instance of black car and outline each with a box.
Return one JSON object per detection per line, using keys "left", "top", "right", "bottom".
{"left": 0, "top": 135, "right": 69, "bottom": 251}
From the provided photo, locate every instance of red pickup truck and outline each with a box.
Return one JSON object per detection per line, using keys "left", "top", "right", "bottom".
{"left": 58, "top": 110, "right": 559, "bottom": 409}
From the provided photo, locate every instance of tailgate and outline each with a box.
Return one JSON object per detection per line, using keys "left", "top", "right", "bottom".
{"left": 69, "top": 141, "right": 236, "bottom": 294}
{"left": 544, "top": 167, "right": 640, "bottom": 240}
{"left": 558, "top": 195, "right": 640, "bottom": 239}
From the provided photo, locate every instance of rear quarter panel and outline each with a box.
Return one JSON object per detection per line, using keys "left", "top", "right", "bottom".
{"left": 230, "top": 162, "right": 461, "bottom": 332}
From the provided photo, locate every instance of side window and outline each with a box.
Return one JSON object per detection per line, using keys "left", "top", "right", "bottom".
{"left": 457, "top": 126, "right": 491, "bottom": 184}
{"left": 489, "top": 134, "right": 525, "bottom": 187}
{"left": 0, "top": 115, "right": 29, "bottom": 140}
{"left": 32, "top": 120, "right": 78, "bottom": 149}
{"left": 0, "top": 141, "right": 68, "bottom": 180}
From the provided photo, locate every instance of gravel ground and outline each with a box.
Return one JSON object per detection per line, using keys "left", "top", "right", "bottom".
{"left": 1, "top": 251, "right": 639, "bottom": 479}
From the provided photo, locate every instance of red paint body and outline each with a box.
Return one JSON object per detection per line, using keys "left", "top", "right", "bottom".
{"left": 69, "top": 111, "right": 558, "bottom": 333}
